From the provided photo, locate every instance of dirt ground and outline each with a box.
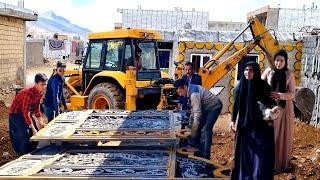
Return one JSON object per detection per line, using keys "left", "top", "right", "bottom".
{"left": 26, "top": 60, "right": 79, "bottom": 86}
{"left": 0, "top": 63, "right": 319, "bottom": 179}
{"left": 0, "top": 99, "right": 18, "bottom": 166}
{"left": 212, "top": 114, "right": 320, "bottom": 180}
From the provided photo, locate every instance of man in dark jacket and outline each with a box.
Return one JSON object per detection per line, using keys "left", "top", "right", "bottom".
{"left": 182, "top": 62, "right": 202, "bottom": 86}
{"left": 43, "top": 61, "right": 67, "bottom": 122}
{"left": 177, "top": 62, "right": 202, "bottom": 110}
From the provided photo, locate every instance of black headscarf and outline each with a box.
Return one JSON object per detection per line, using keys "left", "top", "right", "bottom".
{"left": 232, "top": 61, "right": 275, "bottom": 131}
{"left": 238, "top": 62, "right": 262, "bottom": 127}
{"left": 271, "top": 49, "right": 288, "bottom": 108}
{"left": 232, "top": 62, "right": 271, "bottom": 129}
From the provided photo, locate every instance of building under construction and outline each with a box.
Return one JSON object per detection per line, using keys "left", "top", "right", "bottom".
{"left": 117, "top": 7, "right": 305, "bottom": 115}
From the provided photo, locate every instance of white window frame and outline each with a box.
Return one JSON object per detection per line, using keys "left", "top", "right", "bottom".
{"left": 190, "top": 53, "right": 213, "bottom": 67}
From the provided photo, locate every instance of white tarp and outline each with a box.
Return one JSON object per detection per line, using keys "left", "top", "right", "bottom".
{"left": 166, "top": 30, "right": 299, "bottom": 43}
{"left": 177, "top": 30, "right": 219, "bottom": 42}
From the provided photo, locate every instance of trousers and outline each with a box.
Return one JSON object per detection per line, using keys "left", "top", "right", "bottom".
{"left": 9, "top": 113, "right": 38, "bottom": 155}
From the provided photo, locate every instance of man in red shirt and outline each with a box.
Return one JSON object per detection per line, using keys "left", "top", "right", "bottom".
{"left": 9, "top": 73, "right": 48, "bottom": 155}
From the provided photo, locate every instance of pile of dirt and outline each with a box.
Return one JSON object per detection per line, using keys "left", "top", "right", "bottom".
{"left": 0, "top": 100, "right": 7, "bottom": 119}
{"left": 0, "top": 102, "right": 18, "bottom": 166}
{"left": 210, "top": 114, "right": 320, "bottom": 179}
{"left": 211, "top": 114, "right": 235, "bottom": 167}
{"left": 0, "top": 86, "right": 15, "bottom": 100}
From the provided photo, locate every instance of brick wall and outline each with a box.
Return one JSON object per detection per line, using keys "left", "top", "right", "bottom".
{"left": 0, "top": 15, "right": 24, "bottom": 87}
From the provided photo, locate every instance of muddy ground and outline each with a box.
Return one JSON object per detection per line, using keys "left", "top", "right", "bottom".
{"left": 0, "top": 63, "right": 319, "bottom": 179}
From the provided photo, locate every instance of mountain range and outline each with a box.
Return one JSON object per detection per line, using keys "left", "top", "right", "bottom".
{"left": 27, "top": 11, "right": 91, "bottom": 39}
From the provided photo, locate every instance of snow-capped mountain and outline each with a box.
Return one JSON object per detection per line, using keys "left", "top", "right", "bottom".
{"left": 27, "top": 11, "right": 91, "bottom": 39}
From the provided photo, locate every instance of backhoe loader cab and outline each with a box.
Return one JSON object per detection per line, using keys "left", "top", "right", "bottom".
{"left": 65, "top": 29, "right": 174, "bottom": 110}
{"left": 84, "top": 30, "right": 161, "bottom": 86}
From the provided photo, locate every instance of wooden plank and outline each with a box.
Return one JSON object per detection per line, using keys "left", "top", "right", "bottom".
{"left": 168, "top": 147, "right": 177, "bottom": 179}
{"left": 0, "top": 158, "right": 43, "bottom": 176}
{"left": 24, "top": 154, "right": 64, "bottom": 176}
{"left": 31, "top": 110, "right": 93, "bottom": 140}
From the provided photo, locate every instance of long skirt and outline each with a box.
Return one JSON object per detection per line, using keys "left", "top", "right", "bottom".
{"left": 231, "top": 124, "right": 275, "bottom": 180}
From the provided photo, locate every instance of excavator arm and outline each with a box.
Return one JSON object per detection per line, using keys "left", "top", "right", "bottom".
{"left": 198, "top": 17, "right": 280, "bottom": 90}
{"left": 197, "top": 17, "right": 314, "bottom": 123}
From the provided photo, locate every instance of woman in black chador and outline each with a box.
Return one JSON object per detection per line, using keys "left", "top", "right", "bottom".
{"left": 230, "top": 62, "right": 275, "bottom": 180}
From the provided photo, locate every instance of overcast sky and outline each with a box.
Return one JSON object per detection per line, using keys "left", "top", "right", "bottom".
{"left": 2, "top": 0, "right": 319, "bottom": 32}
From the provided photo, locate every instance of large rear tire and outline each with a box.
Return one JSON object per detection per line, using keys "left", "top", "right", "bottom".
{"left": 87, "top": 83, "right": 124, "bottom": 109}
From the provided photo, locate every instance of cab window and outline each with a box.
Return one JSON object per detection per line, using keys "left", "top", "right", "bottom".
{"left": 85, "top": 42, "right": 103, "bottom": 69}
{"left": 104, "top": 40, "right": 124, "bottom": 70}
{"left": 138, "top": 42, "right": 157, "bottom": 70}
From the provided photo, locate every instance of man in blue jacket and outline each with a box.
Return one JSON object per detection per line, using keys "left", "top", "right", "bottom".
{"left": 43, "top": 61, "right": 67, "bottom": 122}
{"left": 182, "top": 62, "right": 202, "bottom": 86}
{"left": 177, "top": 62, "right": 202, "bottom": 110}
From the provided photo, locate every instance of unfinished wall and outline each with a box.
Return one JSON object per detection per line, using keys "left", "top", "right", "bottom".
{"left": 0, "top": 15, "right": 24, "bottom": 87}
{"left": 119, "top": 8, "right": 209, "bottom": 30}
{"left": 301, "top": 35, "right": 320, "bottom": 128}
{"left": 208, "top": 21, "right": 246, "bottom": 31}
{"left": 248, "top": 6, "right": 320, "bottom": 33}
{"left": 177, "top": 41, "right": 302, "bottom": 114}
{"left": 266, "top": 8, "right": 279, "bottom": 31}
{"left": 26, "top": 39, "right": 43, "bottom": 67}
{"left": 278, "top": 8, "right": 320, "bottom": 33}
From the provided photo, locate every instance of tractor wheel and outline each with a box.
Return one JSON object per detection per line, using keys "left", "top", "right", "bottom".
{"left": 87, "top": 83, "right": 125, "bottom": 109}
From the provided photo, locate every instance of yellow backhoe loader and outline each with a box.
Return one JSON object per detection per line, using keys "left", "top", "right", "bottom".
{"left": 64, "top": 29, "right": 176, "bottom": 111}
